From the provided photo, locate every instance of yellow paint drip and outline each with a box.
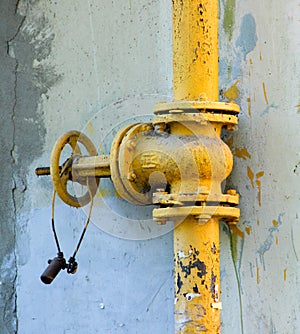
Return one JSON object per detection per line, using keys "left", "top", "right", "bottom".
{"left": 245, "top": 226, "right": 251, "bottom": 235}
{"left": 235, "top": 147, "right": 251, "bottom": 160}
{"left": 262, "top": 82, "right": 269, "bottom": 105}
{"left": 247, "top": 166, "right": 254, "bottom": 188}
{"left": 247, "top": 97, "right": 251, "bottom": 117}
{"left": 273, "top": 220, "right": 279, "bottom": 227}
{"left": 256, "top": 179, "right": 262, "bottom": 206}
{"left": 256, "top": 171, "right": 264, "bottom": 179}
{"left": 229, "top": 225, "right": 245, "bottom": 238}
{"left": 284, "top": 268, "right": 287, "bottom": 281}
{"left": 256, "top": 267, "right": 260, "bottom": 284}
{"left": 276, "top": 236, "right": 279, "bottom": 245}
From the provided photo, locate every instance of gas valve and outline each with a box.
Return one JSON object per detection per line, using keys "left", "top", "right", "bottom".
{"left": 36, "top": 100, "right": 240, "bottom": 283}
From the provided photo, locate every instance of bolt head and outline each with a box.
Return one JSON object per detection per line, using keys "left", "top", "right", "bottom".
{"left": 127, "top": 171, "right": 136, "bottom": 182}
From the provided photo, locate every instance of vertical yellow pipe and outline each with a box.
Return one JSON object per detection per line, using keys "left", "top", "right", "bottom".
{"left": 173, "top": 0, "right": 219, "bottom": 101}
{"left": 173, "top": 1, "right": 221, "bottom": 333}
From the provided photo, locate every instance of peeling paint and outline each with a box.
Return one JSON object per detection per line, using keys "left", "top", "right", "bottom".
{"left": 185, "top": 293, "right": 201, "bottom": 301}
{"left": 177, "top": 250, "right": 193, "bottom": 259}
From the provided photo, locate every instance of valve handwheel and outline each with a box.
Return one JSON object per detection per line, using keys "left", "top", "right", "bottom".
{"left": 50, "top": 130, "right": 99, "bottom": 207}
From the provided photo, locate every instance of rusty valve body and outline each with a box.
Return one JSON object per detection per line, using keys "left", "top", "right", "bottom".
{"left": 110, "top": 102, "right": 238, "bottom": 209}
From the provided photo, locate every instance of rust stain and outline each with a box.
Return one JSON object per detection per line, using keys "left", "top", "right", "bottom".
{"left": 257, "top": 219, "right": 260, "bottom": 226}
{"left": 284, "top": 268, "right": 287, "bottom": 281}
{"left": 247, "top": 166, "right": 255, "bottom": 188}
{"left": 262, "top": 82, "right": 269, "bottom": 105}
{"left": 276, "top": 236, "right": 279, "bottom": 245}
{"left": 250, "top": 58, "right": 253, "bottom": 65}
{"left": 260, "top": 52, "right": 263, "bottom": 61}
{"left": 235, "top": 147, "right": 251, "bottom": 160}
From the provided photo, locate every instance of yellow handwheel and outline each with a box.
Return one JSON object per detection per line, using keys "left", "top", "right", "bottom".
{"left": 50, "top": 130, "right": 99, "bottom": 207}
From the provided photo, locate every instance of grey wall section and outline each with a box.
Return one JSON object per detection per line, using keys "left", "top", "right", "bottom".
{"left": 0, "top": 2, "right": 20, "bottom": 330}
{"left": 1, "top": 0, "right": 300, "bottom": 333}
{"left": 0, "top": 1, "right": 54, "bottom": 333}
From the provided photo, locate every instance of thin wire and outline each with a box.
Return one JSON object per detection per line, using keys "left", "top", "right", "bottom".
{"left": 51, "top": 190, "right": 62, "bottom": 254}
{"left": 72, "top": 178, "right": 94, "bottom": 259}
{"left": 51, "top": 164, "right": 94, "bottom": 263}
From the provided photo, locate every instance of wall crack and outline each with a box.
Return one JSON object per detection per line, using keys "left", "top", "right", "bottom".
{"left": 5, "top": 4, "right": 28, "bottom": 333}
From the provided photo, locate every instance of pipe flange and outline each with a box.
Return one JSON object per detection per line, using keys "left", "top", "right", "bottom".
{"left": 153, "top": 100, "right": 240, "bottom": 115}
{"left": 152, "top": 191, "right": 239, "bottom": 206}
{"left": 152, "top": 205, "right": 240, "bottom": 224}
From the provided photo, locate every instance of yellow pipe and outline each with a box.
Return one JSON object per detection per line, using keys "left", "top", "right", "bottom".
{"left": 173, "top": 1, "right": 221, "bottom": 332}
{"left": 173, "top": 0, "right": 218, "bottom": 101}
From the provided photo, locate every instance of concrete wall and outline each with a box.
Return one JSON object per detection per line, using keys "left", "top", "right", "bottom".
{"left": 0, "top": 0, "right": 299, "bottom": 333}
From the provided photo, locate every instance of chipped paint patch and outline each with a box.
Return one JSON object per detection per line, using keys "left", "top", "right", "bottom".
{"left": 178, "top": 250, "right": 193, "bottom": 259}
{"left": 185, "top": 293, "right": 201, "bottom": 301}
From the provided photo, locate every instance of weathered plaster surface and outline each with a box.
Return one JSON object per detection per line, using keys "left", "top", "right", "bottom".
{"left": 220, "top": 0, "right": 300, "bottom": 333}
